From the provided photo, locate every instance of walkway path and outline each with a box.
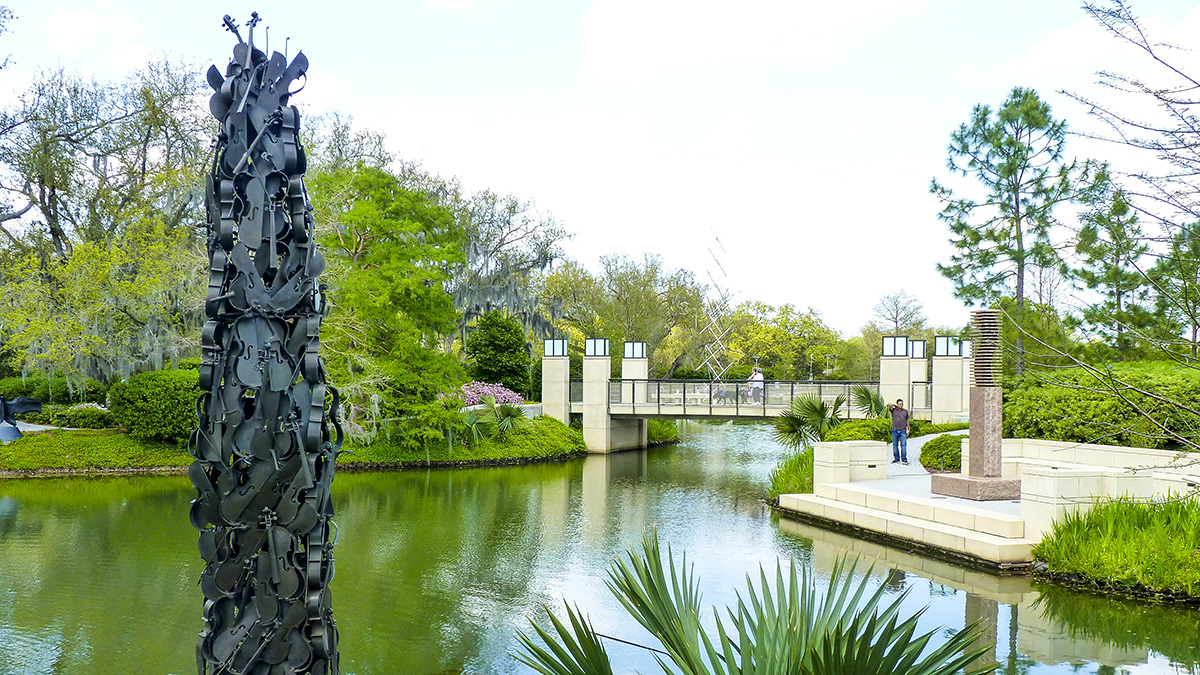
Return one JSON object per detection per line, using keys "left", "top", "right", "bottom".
{"left": 878, "top": 429, "right": 1018, "bottom": 515}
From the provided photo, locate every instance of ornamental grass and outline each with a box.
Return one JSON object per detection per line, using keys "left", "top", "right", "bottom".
{"left": 1032, "top": 497, "right": 1200, "bottom": 598}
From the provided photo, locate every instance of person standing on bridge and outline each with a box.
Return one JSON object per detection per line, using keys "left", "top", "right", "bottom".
{"left": 748, "top": 367, "right": 765, "bottom": 403}
{"left": 887, "top": 399, "right": 910, "bottom": 464}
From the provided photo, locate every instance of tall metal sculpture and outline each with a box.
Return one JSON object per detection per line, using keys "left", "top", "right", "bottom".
{"left": 189, "top": 13, "right": 343, "bottom": 675}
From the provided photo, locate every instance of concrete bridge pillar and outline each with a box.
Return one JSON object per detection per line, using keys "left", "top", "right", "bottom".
{"left": 931, "top": 335, "right": 967, "bottom": 424}
{"left": 908, "top": 339, "right": 928, "bottom": 410}
{"left": 581, "top": 338, "right": 646, "bottom": 453}
{"left": 620, "top": 342, "right": 648, "bottom": 448}
{"left": 878, "top": 336, "right": 909, "bottom": 406}
{"left": 541, "top": 338, "right": 570, "bottom": 424}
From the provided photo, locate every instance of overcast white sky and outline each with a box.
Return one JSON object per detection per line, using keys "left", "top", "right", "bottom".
{"left": 2, "top": 0, "right": 1199, "bottom": 335}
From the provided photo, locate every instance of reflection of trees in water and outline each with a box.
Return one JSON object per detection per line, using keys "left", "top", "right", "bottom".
{"left": 331, "top": 463, "right": 578, "bottom": 674}
{"left": 1033, "top": 583, "right": 1200, "bottom": 671}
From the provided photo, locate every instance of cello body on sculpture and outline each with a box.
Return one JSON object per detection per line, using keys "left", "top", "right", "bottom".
{"left": 190, "top": 13, "right": 343, "bottom": 675}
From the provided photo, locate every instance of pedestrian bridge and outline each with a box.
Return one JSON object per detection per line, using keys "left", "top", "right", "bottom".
{"left": 575, "top": 379, "right": 880, "bottom": 420}
{"left": 541, "top": 337, "right": 972, "bottom": 453}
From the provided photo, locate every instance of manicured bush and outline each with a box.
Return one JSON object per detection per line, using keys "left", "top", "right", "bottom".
{"left": 1033, "top": 498, "right": 1200, "bottom": 598}
{"left": 17, "top": 404, "right": 116, "bottom": 429}
{"left": 647, "top": 419, "right": 678, "bottom": 445}
{"left": 107, "top": 369, "right": 201, "bottom": 443}
{"left": 919, "top": 433, "right": 964, "bottom": 471}
{"left": 768, "top": 448, "right": 814, "bottom": 500}
{"left": 0, "top": 428, "right": 189, "bottom": 471}
{"left": 1004, "top": 361, "right": 1200, "bottom": 448}
{"left": 824, "top": 418, "right": 892, "bottom": 442}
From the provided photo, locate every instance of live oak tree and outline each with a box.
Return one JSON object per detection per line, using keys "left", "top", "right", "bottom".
{"left": 931, "top": 87, "right": 1095, "bottom": 371}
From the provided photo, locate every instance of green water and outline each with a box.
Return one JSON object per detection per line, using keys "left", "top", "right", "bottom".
{"left": 0, "top": 422, "right": 1197, "bottom": 674}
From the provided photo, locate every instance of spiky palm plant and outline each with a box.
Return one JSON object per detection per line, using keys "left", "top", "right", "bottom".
{"left": 772, "top": 394, "right": 846, "bottom": 449}
{"left": 851, "top": 384, "right": 888, "bottom": 419}
{"left": 516, "top": 531, "right": 995, "bottom": 675}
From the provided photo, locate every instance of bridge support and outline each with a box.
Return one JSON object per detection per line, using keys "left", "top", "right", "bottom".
{"left": 582, "top": 338, "right": 646, "bottom": 453}
{"left": 541, "top": 339, "right": 570, "bottom": 424}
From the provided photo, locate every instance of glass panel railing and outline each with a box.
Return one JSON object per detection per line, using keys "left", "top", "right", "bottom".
{"left": 569, "top": 380, "right": 583, "bottom": 403}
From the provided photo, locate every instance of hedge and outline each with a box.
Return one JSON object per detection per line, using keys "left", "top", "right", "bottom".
{"left": 1004, "top": 361, "right": 1200, "bottom": 448}
{"left": 17, "top": 404, "right": 115, "bottom": 429}
{"left": 919, "top": 433, "right": 964, "bottom": 471}
{"left": 341, "top": 415, "right": 585, "bottom": 465}
{"left": 0, "top": 376, "right": 107, "bottom": 405}
{"left": 647, "top": 419, "right": 679, "bottom": 445}
{"left": 108, "top": 369, "right": 201, "bottom": 443}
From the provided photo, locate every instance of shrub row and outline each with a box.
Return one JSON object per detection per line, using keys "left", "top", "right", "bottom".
{"left": 822, "top": 419, "right": 969, "bottom": 443}
{"left": 647, "top": 419, "right": 679, "bottom": 445}
{"left": 342, "top": 415, "right": 584, "bottom": 465}
{"left": 17, "top": 404, "right": 115, "bottom": 429}
{"left": 0, "top": 429, "right": 189, "bottom": 471}
{"left": 1004, "top": 362, "right": 1200, "bottom": 448}
{"left": 0, "top": 376, "right": 107, "bottom": 405}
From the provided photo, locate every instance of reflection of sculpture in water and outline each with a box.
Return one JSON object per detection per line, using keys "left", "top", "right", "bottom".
{"left": 188, "top": 13, "right": 343, "bottom": 675}
{"left": 0, "top": 396, "right": 41, "bottom": 443}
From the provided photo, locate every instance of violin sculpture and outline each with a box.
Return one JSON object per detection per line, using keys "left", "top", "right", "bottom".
{"left": 190, "top": 13, "right": 343, "bottom": 675}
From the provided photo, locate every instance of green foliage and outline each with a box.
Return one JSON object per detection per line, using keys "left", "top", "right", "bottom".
{"left": 647, "top": 419, "right": 679, "bottom": 445}
{"left": 17, "top": 404, "right": 115, "bottom": 429}
{"left": 825, "top": 419, "right": 892, "bottom": 442}
{"left": 773, "top": 395, "right": 846, "bottom": 449}
{"left": 768, "top": 448, "right": 814, "bottom": 499}
{"left": 1003, "top": 361, "right": 1200, "bottom": 448}
{"left": 1033, "top": 498, "right": 1200, "bottom": 598}
{"left": 342, "top": 415, "right": 584, "bottom": 465}
{"left": 0, "top": 429, "right": 188, "bottom": 471}
{"left": 466, "top": 312, "right": 531, "bottom": 396}
{"left": 931, "top": 87, "right": 1085, "bottom": 307}
{"left": 0, "top": 375, "right": 106, "bottom": 404}
{"left": 107, "top": 369, "right": 199, "bottom": 443}
{"left": 919, "top": 434, "right": 964, "bottom": 471}
{"left": 850, "top": 385, "right": 887, "bottom": 419}
{"left": 725, "top": 302, "right": 842, "bottom": 380}
{"left": 312, "top": 164, "right": 467, "bottom": 445}
{"left": 516, "top": 531, "right": 994, "bottom": 675}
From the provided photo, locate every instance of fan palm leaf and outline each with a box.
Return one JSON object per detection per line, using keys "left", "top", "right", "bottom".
{"left": 514, "top": 531, "right": 996, "bottom": 675}
{"left": 773, "top": 394, "right": 846, "bottom": 448}
{"left": 851, "top": 384, "right": 888, "bottom": 419}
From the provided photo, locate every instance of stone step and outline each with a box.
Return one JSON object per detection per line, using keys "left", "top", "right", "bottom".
{"left": 813, "top": 482, "right": 1026, "bottom": 539}
{"left": 778, "top": 493, "right": 1035, "bottom": 565}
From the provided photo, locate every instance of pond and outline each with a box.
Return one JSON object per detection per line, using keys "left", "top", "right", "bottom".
{"left": 0, "top": 421, "right": 1197, "bottom": 674}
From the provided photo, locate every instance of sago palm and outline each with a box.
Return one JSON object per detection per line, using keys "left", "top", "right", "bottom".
{"left": 772, "top": 394, "right": 846, "bottom": 449}
{"left": 515, "top": 531, "right": 995, "bottom": 675}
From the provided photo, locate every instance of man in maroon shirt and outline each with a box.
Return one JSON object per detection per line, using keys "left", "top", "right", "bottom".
{"left": 887, "top": 399, "right": 910, "bottom": 465}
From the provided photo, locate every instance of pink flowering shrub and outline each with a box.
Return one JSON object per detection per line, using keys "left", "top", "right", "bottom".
{"left": 440, "top": 381, "right": 524, "bottom": 407}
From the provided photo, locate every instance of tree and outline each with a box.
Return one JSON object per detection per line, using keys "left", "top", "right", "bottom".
{"left": 311, "top": 164, "right": 466, "bottom": 444}
{"left": 1148, "top": 229, "right": 1200, "bottom": 359}
{"left": 0, "top": 60, "right": 208, "bottom": 380}
{"left": 872, "top": 290, "right": 925, "bottom": 335}
{"left": 541, "top": 254, "right": 707, "bottom": 376}
{"left": 466, "top": 312, "right": 531, "bottom": 397}
{"left": 1072, "top": 187, "right": 1152, "bottom": 354}
{"left": 931, "top": 87, "right": 1094, "bottom": 371}
{"left": 725, "top": 302, "right": 842, "bottom": 380}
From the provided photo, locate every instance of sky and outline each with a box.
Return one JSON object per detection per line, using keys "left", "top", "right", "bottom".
{"left": 2, "top": 0, "right": 1199, "bottom": 336}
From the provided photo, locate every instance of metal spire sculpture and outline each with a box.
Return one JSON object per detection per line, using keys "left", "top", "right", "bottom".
{"left": 189, "top": 12, "right": 343, "bottom": 674}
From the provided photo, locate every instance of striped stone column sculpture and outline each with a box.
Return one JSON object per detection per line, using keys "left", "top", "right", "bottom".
{"left": 931, "top": 309, "right": 1020, "bottom": 500}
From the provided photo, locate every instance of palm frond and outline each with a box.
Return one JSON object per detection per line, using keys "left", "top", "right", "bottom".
{"left": 514, "top": 602, "right": 615, "bottom": 675}
{"left": 851, "top": 384, "right": 888, "bottom": 419}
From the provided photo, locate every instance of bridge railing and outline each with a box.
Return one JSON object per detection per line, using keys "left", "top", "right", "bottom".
{"left": 606, "top": 379, "right": 879, "bottom": 417}
{"left": 570, "top": 379, "right": 583, "bottom": 403}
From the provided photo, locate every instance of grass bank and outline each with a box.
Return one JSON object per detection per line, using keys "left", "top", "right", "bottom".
{"left": 768, "top": 448, "right": 814, "bottom": 502}
{"left": 0, "top": 416, "right": 586, "bottom": 476}
{"left": 1033, "top": 498, "right": 1200, "bottom": 601}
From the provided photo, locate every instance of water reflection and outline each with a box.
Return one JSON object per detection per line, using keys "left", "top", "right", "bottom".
{"left": 0, "top": 422, "right": 1195, "bottom": 674}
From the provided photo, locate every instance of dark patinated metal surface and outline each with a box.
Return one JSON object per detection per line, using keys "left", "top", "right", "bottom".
{"left": 0, "top": 396, "right": 42, "bottom": 443}
{"left": 190, "top": 13, "right": 343, "bottom": 675}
